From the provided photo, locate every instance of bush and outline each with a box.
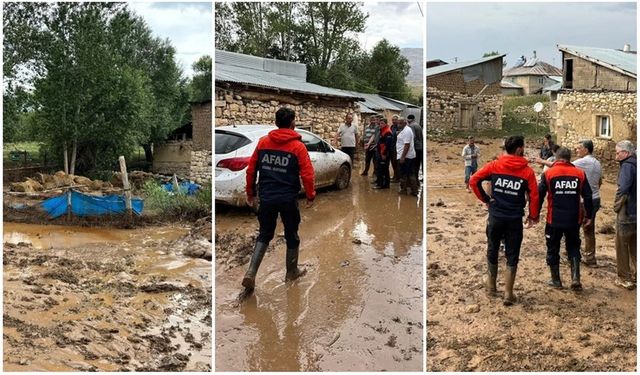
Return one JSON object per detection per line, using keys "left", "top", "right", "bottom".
{"left": 141, "top": 180, "right": 211, "bottom": 220}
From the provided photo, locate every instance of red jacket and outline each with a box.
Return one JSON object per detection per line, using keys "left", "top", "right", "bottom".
{"left": 469, "top": 154, "right": 540, "bottom": 220}
{"left": 246, "top": 128, "right": 316, "bottom": 203}
{"left": 538, "top": 160, "right": 593, "bottom": 227}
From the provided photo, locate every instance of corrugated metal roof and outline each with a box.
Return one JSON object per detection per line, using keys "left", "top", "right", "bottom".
{"left": 380, "top": 96, "right": 420, "bottom": 109}
{"left": 543, "top": 82, "right": 562, "bottom": 92}
{"left": 558, "top": 44, "right": 636, "bottom": 78}
{"left": 358, "top": 102, "right": 377, "bottom": 114}
{"left": 501, "top": 80, "right": 522, "bottom": 89}
{"left": 426, "top": 54, "right": 505, "bottom": 77}
{"left": 504, "top": 60, "right": 562, "bottom": 77}
{"left": 335, "top": 90, "right": 404, "bottom": 111}
{"left": 215, "top": 50, "right": 361, "bottom": 99}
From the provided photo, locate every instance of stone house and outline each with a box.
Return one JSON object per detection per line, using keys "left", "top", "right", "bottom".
{"left": 215, "top": 50, "right": 361, "bottom": 141}
{"left": 553, "top": 44, "right": 636, "bottom": 171}
{"left": 503, "top": 53, "right": 563, "bottom": 95}
{"left": 152, "top": 100, "right": 212, "bottom": 184}
{"left": 501, "top": 80, "right": 524, "bottom": 96}
{"left": 427, "top": 54, "right": 504, "bottom": 131}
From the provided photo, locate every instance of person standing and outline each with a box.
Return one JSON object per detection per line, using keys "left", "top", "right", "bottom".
{"left": 573, "top": 139, "right": 602, "bottom": 266}
{"left": 469, "top": 135, "right": 540, "bottom": 306}
{"left": 373, "top": 118, "right": 392, "bottom": 189}
{"left": 407, "top": 114, "right": 423, "bottom": 182}
{"left": 540, "top": 134, "right": 555, "bottom": 160}
{"left": 243, "top": 107, "right": 316, "bottom": 290}
{"left": 361, "top": 117, "right": 378, "bottom": 176}
{"left": 396, "top": 117, "right": 418, "bottom": 195}
{"left": 390, "top": 115, "right": 400, "bottom": 182}
{"left": 613, "top": 140, "right": 636, "bottom": 290}
{"left": 462, "top": 136, "right": 480, "bottom": 191}
{"left": 334, "top": 113, "right": 358, "bottom": 163}
{"left": 538, "top": 147, "right": 593, "bottom": 290}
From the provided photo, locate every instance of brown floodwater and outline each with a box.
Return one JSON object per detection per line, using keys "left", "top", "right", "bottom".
{"left": 4, "top": 222, "right": 212, "bottom": 372}
{"left": 215, "top": 174, "right": 424, "bottom": 371}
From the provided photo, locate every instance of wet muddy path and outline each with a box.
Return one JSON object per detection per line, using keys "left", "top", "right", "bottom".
{"left": 3, "top": 223, "right": 212, "bottom": 371}
{"left": 215, "top": 174, "right": 423, "bottom": 371}
{"left": 426, "top": 138, "right": 636, "bottom": 371}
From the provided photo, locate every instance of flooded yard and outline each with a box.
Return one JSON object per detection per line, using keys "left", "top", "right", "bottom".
{"left": 215, "top": 175, "right": 424, "bottom": 371}
{"left": 3, "top": 222, "right": 212, "bottom": 371}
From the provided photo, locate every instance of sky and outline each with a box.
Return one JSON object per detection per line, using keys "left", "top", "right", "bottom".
{"left": 127, "top": 2, "right": 212, "bottom": 77}
{"left": 427, "top": 2, "right": 637, "bottom": 68}
{"left": 359, "top": 2, "right": 424, "bottom": 50}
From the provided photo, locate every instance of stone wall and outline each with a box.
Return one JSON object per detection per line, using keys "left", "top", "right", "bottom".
{"left": 153, "top": 141, "right": 192, "bottom": 176}
{"left": 189, "top": 150, "right": 212, "bottom": 184}
{"left": 427, "top": 87, "right": 503, "bottom": 131}
{"left": 192, "top": 101, "right": 212, "bottom": 151}
{"left": 428, "top": 70, "right": 501, "bottom": 96}
{"left": 565, "top": 53, "right": 637, "bottom": 92}
{"left": 215, "top": 86, "right": 358, "bottom": 141}
{"left": 556, "top": 91, "right": 637, "bottom": 173}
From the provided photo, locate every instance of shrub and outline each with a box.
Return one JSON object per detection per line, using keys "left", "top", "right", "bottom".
{"left": 141, "top": 180, "right": 211, "bottom": 220}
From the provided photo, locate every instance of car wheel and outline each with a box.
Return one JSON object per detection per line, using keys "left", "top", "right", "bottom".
{"left": 334, "top": 164, "right": 351, "bottom": 190}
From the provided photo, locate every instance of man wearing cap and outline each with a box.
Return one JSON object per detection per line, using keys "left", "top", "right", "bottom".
{"left": 462, "top": 136, "right": 480, "bottom": 192}
{"left": 407, "top": 114, "right": 423, "bottom": 183}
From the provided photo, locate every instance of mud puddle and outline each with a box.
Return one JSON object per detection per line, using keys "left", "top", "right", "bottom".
{"left": 426, "top": 138, "right": 636, "bottom": 371}
{"left": 3, "top": 222, "right": 212, "bottom": 371}
{"left": 215, "top": 173, "right": 423, "bottom": 371}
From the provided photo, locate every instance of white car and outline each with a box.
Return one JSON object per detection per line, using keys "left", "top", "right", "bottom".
{"left": 215, "top": 125, "right": 352, "bottom": 206}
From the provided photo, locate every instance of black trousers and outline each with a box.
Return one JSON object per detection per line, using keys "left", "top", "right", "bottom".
{"left": 341, "top": 147, "right": 355, "bottom": 163}
{"left": 257, "top": 201, "right": 301, "bottom": 249}
{"left": 545, "top": 224, "right": 581, "bottom": 266}
{"left": 363, "top": 148, "right": 376, "bottom": 174}
{"left": 376, "top": 159, "right": 390, "bottom": 188}
{"left": 413, "top": 150, "right": 423, "bottom": 180}
{"left": 487, "top": 216, "right": 523, "bottom": 267}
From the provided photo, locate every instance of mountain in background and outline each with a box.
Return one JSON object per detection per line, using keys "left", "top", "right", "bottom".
{"left": 401, "top": 48, "right": 423, "bottom": 85}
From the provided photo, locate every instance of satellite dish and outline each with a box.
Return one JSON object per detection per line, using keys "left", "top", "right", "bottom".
{"left": 533, "top": 102, "right": 544, "bottom": 113}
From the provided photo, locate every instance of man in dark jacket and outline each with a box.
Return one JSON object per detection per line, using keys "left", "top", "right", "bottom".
{"left": 373, "top": 118, "right": 393, "bottom": 189}
{"left": 469, "top": 135, "right": 540, "bottom": 305}
{"left": 613, "top": 140, "right": 636, "bottom": 290}
{"left": 538, "top": 147, "right": 593, "bottom": 290}
{"left": 242, "top": 107, "right": 316, "bottom": 290}
{"left": 540, "top": 134, "right": 555, "bottom": 160}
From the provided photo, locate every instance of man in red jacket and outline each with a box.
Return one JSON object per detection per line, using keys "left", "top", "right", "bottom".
{"left": 538, "top": 147, "right": 593, "bottom": 290}
{"left": 242, "top": 107, "right": 316, "bottom": 290}
{"left": 469, "top": 135, "right": 539, "bottom": 305}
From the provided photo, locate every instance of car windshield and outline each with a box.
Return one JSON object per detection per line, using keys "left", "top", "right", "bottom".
{"left": 215, "top": 131, "right": 251, "bottom": 154}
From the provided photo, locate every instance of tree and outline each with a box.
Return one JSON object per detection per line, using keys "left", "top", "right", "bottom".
{"left": 190, "top": 55, "right": 212, "bottom": 102}
{"left": 366, "top": 39, "right": 412, "bottom": 101}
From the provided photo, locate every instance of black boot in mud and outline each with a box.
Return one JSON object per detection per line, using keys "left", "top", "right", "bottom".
{"left": 547, "top": 265, "right": 562, "bottom": 288}
{"left": 285, "top": 247, "right": 307, "bottom": 281}
{"left": 242, "top": 242, "right": 268, "bottom": 290}
{"left": 503, "top": 266, "right": 517, "bottom": 306}
{"left": 486, "top": 262, "right": 498, "bottom": 295}
{"left": 570, "top": 257, "right": 582, "bottom": 290}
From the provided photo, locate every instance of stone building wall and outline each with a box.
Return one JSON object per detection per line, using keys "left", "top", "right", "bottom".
{"left": 189, "top": 150, "right": 212, "bottom": 184}
{"left": 556, "top": 91, "right": 637, "bottom": 173}
{"left": 428, "top": 70, "right": 501, "bottom": 96}
{"left": 215, "top": 85, "right": 357, "bottom": 141}
{"left": 153, "top": 141, "right": 192, "bottom": 176}
{"left": 427, "top": 87, "right": 503, "bottom": 131}
{"left": 192, "top": 101, "right": 212, "bottom": 151}
{"left": 565, "top": 53, "right": 637, "bottom": 92}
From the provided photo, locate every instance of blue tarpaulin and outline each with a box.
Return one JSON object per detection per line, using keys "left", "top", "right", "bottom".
{"left": 41, "top": 191, "right": 144, "bottom": 218}
{"left": 162, "top": 182, "right": 200, "bottom": 195}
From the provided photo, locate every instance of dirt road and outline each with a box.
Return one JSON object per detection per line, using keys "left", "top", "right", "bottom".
{"left": 215, "top": 175, "right": 423, "bottom": 371}
{"left": 3, "top": 223, "right": 212, "bottom": 371}
{"left": 426, "top": 138, "right": 636, "bottom": 371}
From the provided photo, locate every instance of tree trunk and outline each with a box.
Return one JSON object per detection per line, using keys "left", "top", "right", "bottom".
{"left": 143, "top": 144, "right": 153, "bottom": 163}
{"left": 63, "top": 142, "right": 69, "bottom": 174}
{"left": 70, "top": 139, "right": 77, "bottom": 175}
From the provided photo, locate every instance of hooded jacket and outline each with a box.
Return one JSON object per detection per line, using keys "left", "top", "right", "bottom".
{"left": 616, "top": 154, "right": 636, "bottom": 223}
{"left": 469, "top": 154, "right": 540, "bottom": 220}
{"left": 246, "top": 128, "right": 316, "bottom": 204}
{"left": 377, "top": 125, "right": 393, "bottom": 161}
{"left": 538, "top": 160, "right": 593, "bottom": 228}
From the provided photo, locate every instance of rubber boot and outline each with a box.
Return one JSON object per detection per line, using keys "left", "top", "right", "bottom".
{"left": 285, "top": 247, "right": 307, "bottom": 281}
{"left": 570, "top": 257, "right": 582, "bottom": 290}
{"left": 242, "top": 242, "right": 268, "bottom": 290}
{"left": 486, "top": 262, "right": 498, "bottom": 295}
{"left": 503, "top": 266, "right": 517, "bottom": 306}
{"left": 547, "top": 264, "right": 562, "bottom": 288}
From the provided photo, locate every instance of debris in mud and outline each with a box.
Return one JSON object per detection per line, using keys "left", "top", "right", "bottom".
{"left": 599, "top": 224, "right": 615, "bottom": 234}
{"left": 352, "top": 238, "right": 362, "bottom": 244}
{"left": 386, "top": 334, "right": 398, "bottom": 347}
{"left": 42, "top": 270, "right": 79, "bottom": 284}
{"left": 340, "top": 260, "right": 350, "bottom": 267}
{"left": 465, "top": 304, "right": 480, "bottom": 314}
{"left": 173, "top": 216, "right": 212, "bottom": 260}
{"left": 215, "top": 229, "right": 283, "bottom": 269}
{"left": 434, "top": 199, "right": 446, "bottom": 207}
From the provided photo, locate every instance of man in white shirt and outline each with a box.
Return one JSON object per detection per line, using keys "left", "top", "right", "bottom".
{"left": 396, "top": 117, "right": 418, "bottom": 195}
{"left": 461, "top": 136, "right": 480, "bottom": 192}
{"left": 334, "top": 113, "right": 358, "bottom": 163}
{"left": 573, "top": 139, "right": 602, "bottom": 266}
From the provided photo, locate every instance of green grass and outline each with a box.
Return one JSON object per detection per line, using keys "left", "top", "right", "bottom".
{"left": 141, "top": 180, "right": 212, "bottom": 220}
{"left": 3, "top": 142, "right": 44, "bottom": 164}
{"left": 503, "top": 94, "right": 549, "bottom": 112}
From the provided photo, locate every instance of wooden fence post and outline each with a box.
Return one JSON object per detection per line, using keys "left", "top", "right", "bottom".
{"left": 119, "top": 156, "right": 133, "bottom": 217}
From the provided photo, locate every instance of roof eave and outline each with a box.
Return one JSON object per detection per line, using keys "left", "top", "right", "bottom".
{"left": 559, "top": 46, "right": 637, "bottom": 79}
{"left": 215, "top": 79, "right": 363, "bottom": 100}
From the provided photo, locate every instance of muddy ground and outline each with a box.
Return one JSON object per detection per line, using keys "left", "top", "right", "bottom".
{"left": 215, "top": 168, "right": 424, "bottom": 371}
{"left": 3, "top": 222, "right": 212, "bottom": 371}
{"left": 426, "top": 137, "right": 636, "bottom": 371}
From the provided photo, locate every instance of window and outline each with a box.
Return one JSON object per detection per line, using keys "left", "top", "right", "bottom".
{"left": 215, "top": 131, "right": 251, "bottom": 154}
{"left": 538, "top": 77, "right": 544, "bottom": 84}
{"left": 564, "top": 59, "right": 573, "bottom": 89}
{"left": 298, "top": 131, "right": 324, "bottom": 152}
{"left": 597, "top": 116, "right": 611, "bottom": 138}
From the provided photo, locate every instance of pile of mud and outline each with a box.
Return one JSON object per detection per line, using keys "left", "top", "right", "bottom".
{"left": 3, "top": 240, "right": 211, "bottom": 371}
{"left": 214, "top": 229, "right": 283, "bottom": 270}
{"left": 173, "top": 216, "right": 212, "bottom": 261}
{"left": 9, "top": 170, "right": 158, "bottom": 194}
